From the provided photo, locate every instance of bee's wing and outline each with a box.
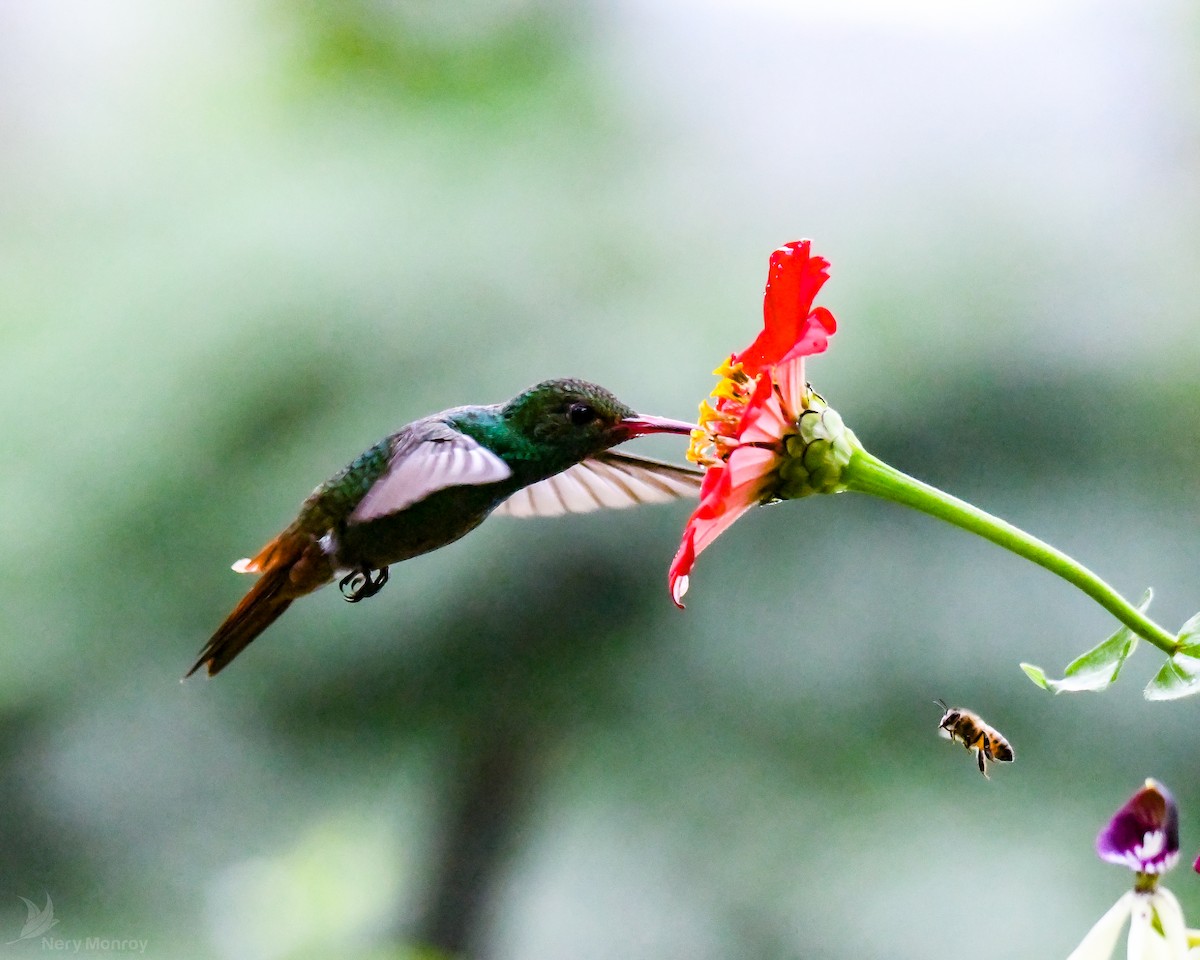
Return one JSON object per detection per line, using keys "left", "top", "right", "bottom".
{"left": 494, "top": 452, "right": 702, "bottom": 518}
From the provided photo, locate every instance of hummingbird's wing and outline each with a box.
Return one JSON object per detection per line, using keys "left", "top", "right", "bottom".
{"left": 350, "top": 425, "right": 513, "bottom": 522}
{"left": 494, "top": 452, "right": 702, "bottom": 518}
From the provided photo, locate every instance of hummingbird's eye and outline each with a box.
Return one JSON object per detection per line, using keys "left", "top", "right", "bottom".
{"left": 567, "top": 402, "right": 597, "bottom": 426}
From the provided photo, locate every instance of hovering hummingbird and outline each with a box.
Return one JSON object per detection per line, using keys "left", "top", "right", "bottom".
{"left": 188, "top": 378, "right": 700, "bottom": 677}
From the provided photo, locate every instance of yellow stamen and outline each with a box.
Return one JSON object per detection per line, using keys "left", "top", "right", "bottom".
{"left": 711, "top": 357, "right": 745, "bottom": 380}
{"left": 686, "top": 431, "right": 711, "bottom": 465}
{"left": 696, "top": 399, "right": 727, "bottom": 425}
{"left": 689, "top": 356, "right": 768, "bottom": 466}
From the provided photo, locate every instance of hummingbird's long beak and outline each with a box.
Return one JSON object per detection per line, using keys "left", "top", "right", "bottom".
{"left": 618, "top": 414, "right": 697, "bottom": 438}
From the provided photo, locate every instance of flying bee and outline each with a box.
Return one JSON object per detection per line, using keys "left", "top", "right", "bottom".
{"left": 934, "top": 700, "right": 1014, "bottom": 779}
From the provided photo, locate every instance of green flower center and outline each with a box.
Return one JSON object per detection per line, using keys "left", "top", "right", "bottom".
{"left": 776, "top": 398, "right": 858, "bottom": 500}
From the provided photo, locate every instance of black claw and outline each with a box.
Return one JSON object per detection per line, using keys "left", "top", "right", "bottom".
{"left": 339, "top": 571, "right": 367, "bottom": 602}
{"left": 339, "top": 566, "right": 389, "bottom": 603}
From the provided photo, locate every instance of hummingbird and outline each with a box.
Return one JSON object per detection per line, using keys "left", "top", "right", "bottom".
{"left": 187, "top": 378, "right": 700, "bottom": 677}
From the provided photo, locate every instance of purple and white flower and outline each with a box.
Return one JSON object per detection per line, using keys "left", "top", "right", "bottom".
{"left": 1067, "top": 780, "right": 1190, "bottom": 960}
{"left": 1097, "top": 779, "right": 1181, "bottom": 875}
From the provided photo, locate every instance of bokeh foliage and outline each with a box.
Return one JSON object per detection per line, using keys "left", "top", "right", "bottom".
{"left": 2, "top": 0, "right": 1200, "bottom": 957}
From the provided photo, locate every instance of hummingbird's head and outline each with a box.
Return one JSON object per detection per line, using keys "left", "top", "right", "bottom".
{"left": 504, "top": 378, "right": 695, "bottom": 462}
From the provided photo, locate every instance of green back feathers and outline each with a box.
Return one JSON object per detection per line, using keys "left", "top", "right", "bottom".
{"left": 298, "top": 437, "right": 394, "bottom": 530}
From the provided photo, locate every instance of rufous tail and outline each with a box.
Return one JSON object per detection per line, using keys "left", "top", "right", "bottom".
{"left": 187, "top": 530, "right": 327, "bottom": 678}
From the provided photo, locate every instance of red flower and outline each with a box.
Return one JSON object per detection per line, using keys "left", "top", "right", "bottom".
{"left": 669, "top": 241, "right": 837, "bottom": 607}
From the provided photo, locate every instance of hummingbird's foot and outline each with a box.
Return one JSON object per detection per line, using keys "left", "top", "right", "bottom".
{"left": 339, "top": 566, "right": 390, "bottom": 603}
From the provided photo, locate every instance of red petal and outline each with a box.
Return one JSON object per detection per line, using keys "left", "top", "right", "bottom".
{"left": 735, "top": 241, "right": 832, "bottom": 373}
{"left": 773, "top": 354, "right": 807, "bottom": 420}
{"left": 778, "top": 306, "right": 836, "bottom": 365}
{"left": 669, "top": 468, "right": 727, "bottom": 607}
{"left": 694, "top": 465, "right": 731, "bottom": 516}
{"left": 673, "top": 240, "right": 838, "bottom": 608}
{"left": 738, "top": 387, "right": 791, "bottom": 446}
{"left": 668, "top": 533, "right": 696, "bottom": 608}
{"left": 669, "top": 464, "right": 734, "bottom": 607}
{"left": 668, "top": 447, "right": 777, "bottom": 607}
{"left": 734, "top": 373, "right": 776, "bottom": 440}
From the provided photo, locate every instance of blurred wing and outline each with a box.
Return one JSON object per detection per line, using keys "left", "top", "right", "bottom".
{"left": 351, "top": 429, "right": 512, "bottom": 522}
{"left": 495, "top": 452, "right": 702, "bottom": 518}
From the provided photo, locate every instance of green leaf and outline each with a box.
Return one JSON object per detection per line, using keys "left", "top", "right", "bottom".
{"left": 1020, "top": 590, "right": 1151, "bottom": 694}
{"left": 1176, "top": 610, "right": 1200, "bottom": 645}
{"left": 1019, "top": 662, "right": 1052, "bottom": 689}
{"left": 1144, "top": 652, "right": 1200, "bottom": 701}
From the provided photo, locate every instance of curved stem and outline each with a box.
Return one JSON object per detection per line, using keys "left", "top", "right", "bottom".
{"left": 842, "top": 448, "right": 1179, "bottom": 656}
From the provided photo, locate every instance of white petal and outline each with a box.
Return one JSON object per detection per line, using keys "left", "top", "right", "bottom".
{"left": 671, "top": 574, "right": 689, "bottom": 605}
{"left": 1152, "top": 890, "right": 1188, "bottom": 959}
{"left": 1128, "top": 895, "right": 1156, "bottom": 960}
{"left": 1066, "top": 892, "right": 1132, "bottom": 960}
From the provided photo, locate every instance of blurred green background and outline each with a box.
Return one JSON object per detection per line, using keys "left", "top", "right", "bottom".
{"left": 3, "top": 0, "right": 1200, "bottom": 957}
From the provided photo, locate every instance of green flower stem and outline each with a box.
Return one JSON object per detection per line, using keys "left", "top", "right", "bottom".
{"left": 842, "top": 447, "right": 1179, "bottom": 656}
